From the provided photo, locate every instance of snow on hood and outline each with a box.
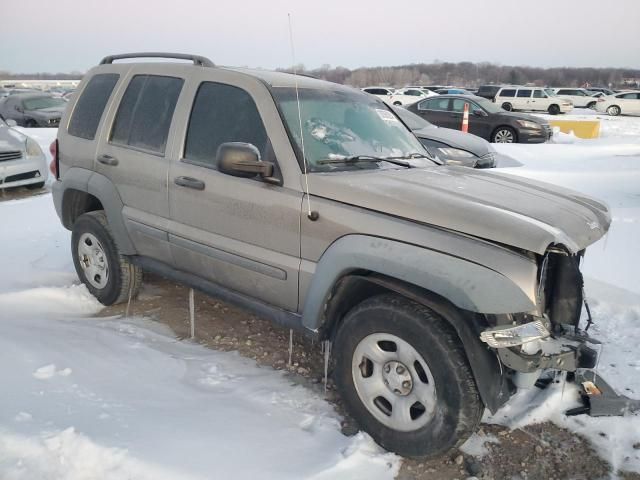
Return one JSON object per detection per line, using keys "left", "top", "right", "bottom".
{"left": 309, "top": 166, "right": 611, "bottom": 254}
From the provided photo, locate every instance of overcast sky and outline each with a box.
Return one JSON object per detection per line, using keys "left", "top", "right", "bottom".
{"left": 2, "top": 0, "right": 639, "bottom": 73}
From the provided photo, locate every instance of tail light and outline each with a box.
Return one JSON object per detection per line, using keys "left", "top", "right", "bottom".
{"left": 597, "top": 98, "right": 605, "bottom": 102}
{"left": 49, "top": 139, "right": 59, "bottom": 179}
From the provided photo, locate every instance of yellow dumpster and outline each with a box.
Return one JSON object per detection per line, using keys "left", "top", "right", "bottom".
{"left": 548, "top": 119, "right": 600, "bottom": 139}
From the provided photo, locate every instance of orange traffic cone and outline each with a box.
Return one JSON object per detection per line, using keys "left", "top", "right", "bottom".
{"left": 462, "top": 103, "right": 469, "bottom": 133}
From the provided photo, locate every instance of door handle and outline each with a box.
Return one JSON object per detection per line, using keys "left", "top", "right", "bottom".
{"left": 97, "top": 154, "right": 119, "bottom": 166}
{"left": 174, "top": 176, "right": 205, "bottom": 190}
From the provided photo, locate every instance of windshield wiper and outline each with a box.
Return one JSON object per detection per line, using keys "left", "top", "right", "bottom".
{"left": 318, "top": 155, "right": 413, "bottom": 168}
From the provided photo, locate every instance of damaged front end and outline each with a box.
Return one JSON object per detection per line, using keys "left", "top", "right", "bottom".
{"left": 481, "top": 246, "right": 640, "bottom": 416}
{"left": 483, "top": 246, "right": 598, "bottom": 374}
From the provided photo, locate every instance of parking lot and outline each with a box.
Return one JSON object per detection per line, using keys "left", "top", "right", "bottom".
{"left": 1, "top": 107, "right": 639, "bottom": 479}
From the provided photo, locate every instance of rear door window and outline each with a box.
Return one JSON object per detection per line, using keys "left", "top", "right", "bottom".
{"left": 500, "top": 89, "right": 516, "bottom": 97}
{"left": 184, "top": 82, "right": 269, "bottom": 169}
{"left": 419, "top": 98, "right": 449, "bottom": 111}
{"left": 110, "top": 74, "right": 184, "bottom": 155}
{"left": 68, "top": 73, "right": 119, "bottom": 140}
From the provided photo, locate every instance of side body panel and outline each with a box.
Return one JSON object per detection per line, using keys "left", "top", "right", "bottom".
{"left": 166, "top": 68, "right": 304, "bottom": 311}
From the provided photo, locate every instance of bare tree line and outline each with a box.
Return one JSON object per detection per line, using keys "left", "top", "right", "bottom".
{"left": 3, "top": 61, "right": 639, "bottom": 89}
{"left": 278, "top": 61, "right": 640, "bottom": 88}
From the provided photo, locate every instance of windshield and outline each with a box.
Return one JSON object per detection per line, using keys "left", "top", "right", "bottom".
{"left": 392, "top": 106, "right": 433, "bottom": 130}
{"left": 273, "top": 87, "right": 429, "bottom": 172}
{"left": 22, "top": 96, "right": 66, "bottom": 110}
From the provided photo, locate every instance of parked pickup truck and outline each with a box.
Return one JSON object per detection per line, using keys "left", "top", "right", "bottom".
{"left": 51, "top": 52, "right": 611, "bottom": 458}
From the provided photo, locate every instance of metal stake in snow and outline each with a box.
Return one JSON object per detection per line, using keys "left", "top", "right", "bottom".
{"left": 189, "top": 288, "right": 195, "bottom": 339}
{"left": 323, "top": 340, "right": 332, "bottom": 395}
{"left": 461, "top": 102, "right": 470, "bottom": 133}
{"left": 125, "top": 267, "right": 134, "bottom": 317}
{"left": 288, "top": 329, "right": 293, "bottom": 368}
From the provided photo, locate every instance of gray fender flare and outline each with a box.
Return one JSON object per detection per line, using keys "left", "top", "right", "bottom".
{"left": 302, "top": 234, "right": 536, "bottom": 331}
{"left": 55, "top": 168, "right": 136, "bottom": 255}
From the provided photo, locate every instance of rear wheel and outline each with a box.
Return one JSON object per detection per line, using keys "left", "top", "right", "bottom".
{"left": 333, "top": 294, "right": 483, "bottom": 458}
{"left": 587, "top": 101, "right": 596, "bottom": 110}
{"left": 71, "top": 211, "right": 142, "bottom": 305}
{"left": 501, "top": 102, "right": 513, "bottom": 111}
{"left": 548, "top": 104, "right": 560, "bottom": 115}
{"left": 491, "top": 126, "right": 516, "bottom": 143}
{"left": 607, "top": 105, "right": 621, "bottom": 116}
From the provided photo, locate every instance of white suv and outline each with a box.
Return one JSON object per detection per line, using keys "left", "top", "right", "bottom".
{"left": 495, "top": 87, "right": 573, "bottom": 115}
{"left": 552, "top": 88, "right": 598, "bottom": 109}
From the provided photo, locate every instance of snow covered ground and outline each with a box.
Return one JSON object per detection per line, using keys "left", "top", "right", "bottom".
{"left": 1, "top": 115, "right": 639, "bottom": 478}
{"left": 491, "top": 111, "right": 640, "bottom": 475}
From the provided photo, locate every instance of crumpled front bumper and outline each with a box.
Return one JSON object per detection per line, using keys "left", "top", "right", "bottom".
{"left": 493, "top": 327, "right": 600, "bottom": 373}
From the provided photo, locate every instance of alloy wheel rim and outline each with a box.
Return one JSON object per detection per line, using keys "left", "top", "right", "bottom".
{"left": 352, "top": 333, "right": 436, "bottom": 432}
{"left": 78, "top": 232, "right": 109, "bottom": 289}
{"left": 609, "top": 106, "right": 619, "bottom": 116}
{"left": 495, "top": 129, "right": 514, "bottom": 143}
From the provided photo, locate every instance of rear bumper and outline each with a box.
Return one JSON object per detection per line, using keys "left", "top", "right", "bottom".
{"left": 0, "top": 155, "right": 48, "bottom": 188}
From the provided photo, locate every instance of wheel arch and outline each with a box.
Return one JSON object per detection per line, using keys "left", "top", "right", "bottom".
{"left": 56, "top": 167, "right": 136, "bottom": 254}
{"left": 320, "top": 272, "right": 513, "bottom": 413}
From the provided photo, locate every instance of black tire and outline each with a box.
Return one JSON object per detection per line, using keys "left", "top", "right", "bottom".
{"left": 501, "top": 102, "right": 512, "bottom": 111}
{"left": 333, "top": 293, "right": 483, "bottom": 458}
{"left": 71, "top": 211, "right": 142, "bottom": 305}
{"left": 25, "top": 119, "right": 38, "bottom": 128}
{"left": 26, "top": 181, "right": 45, "bottom": 190}
{"left": 491, "top": 126, "right": 517, "bottom": 143}
{"left": 548, "top": 104, "right": 560, "bottom": 115}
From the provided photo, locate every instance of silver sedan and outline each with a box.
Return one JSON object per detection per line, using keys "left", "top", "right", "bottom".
{"left": 0, "top": 115, "right": 48, "bottom": 190}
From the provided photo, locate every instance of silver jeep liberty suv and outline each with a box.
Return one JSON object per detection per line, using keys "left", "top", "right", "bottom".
{"left": 51, "top": 53, "right": 611, "bottom": 458}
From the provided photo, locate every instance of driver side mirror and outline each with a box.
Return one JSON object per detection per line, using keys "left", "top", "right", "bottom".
{"left": 217, "top": 142, "right": 279, "bottom": 185}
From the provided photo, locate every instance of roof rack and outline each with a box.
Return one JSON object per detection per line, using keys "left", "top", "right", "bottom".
{"left": 99, "top": 52, "right": 214, "bottom": 67}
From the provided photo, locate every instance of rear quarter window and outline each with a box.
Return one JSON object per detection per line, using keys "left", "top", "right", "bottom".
{"left": 67, "top": 73, "right": 119, "bottom": 140}
{"left": 500, "top": 89, "right": 516, "bottom": 97}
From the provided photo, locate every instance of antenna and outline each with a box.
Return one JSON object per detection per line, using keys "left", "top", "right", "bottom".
{"left": 288, "top": 13, "right": 317, "bottom": 221}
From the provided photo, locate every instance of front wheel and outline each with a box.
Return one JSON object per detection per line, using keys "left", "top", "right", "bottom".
{"left": 333, "top": 294, "right": 483, "bottom": 458}
{"left": 71, "top": 211, "right": 142, "bottom": 305}
{"left": 491, "top": 126, "right": 516, "bottom": 143}
{"left": 607, "top": 105, "right": 621, "bottom": 116}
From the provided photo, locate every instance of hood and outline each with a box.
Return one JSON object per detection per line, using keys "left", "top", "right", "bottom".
{"left": 414, "top": 126, "right": 491, "bottom": 156}
{"left": 309, "top": 166, "right": 611, "bottom": 254}
{"left": 0, "top": 125, "right": 27, "bottom": 151}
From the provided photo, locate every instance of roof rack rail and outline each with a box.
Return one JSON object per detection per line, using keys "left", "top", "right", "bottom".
{"left": 99, "top": 52, "right": 214, "bottom": 67}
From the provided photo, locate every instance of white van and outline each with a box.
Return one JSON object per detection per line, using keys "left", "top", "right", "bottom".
{"left": 495, "top": 87, "right": 573, "bottom": 115}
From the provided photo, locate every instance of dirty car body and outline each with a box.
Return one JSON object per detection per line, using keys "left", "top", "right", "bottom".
{"left": 51, "top": 53, "right": 611, "bottom": 458}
